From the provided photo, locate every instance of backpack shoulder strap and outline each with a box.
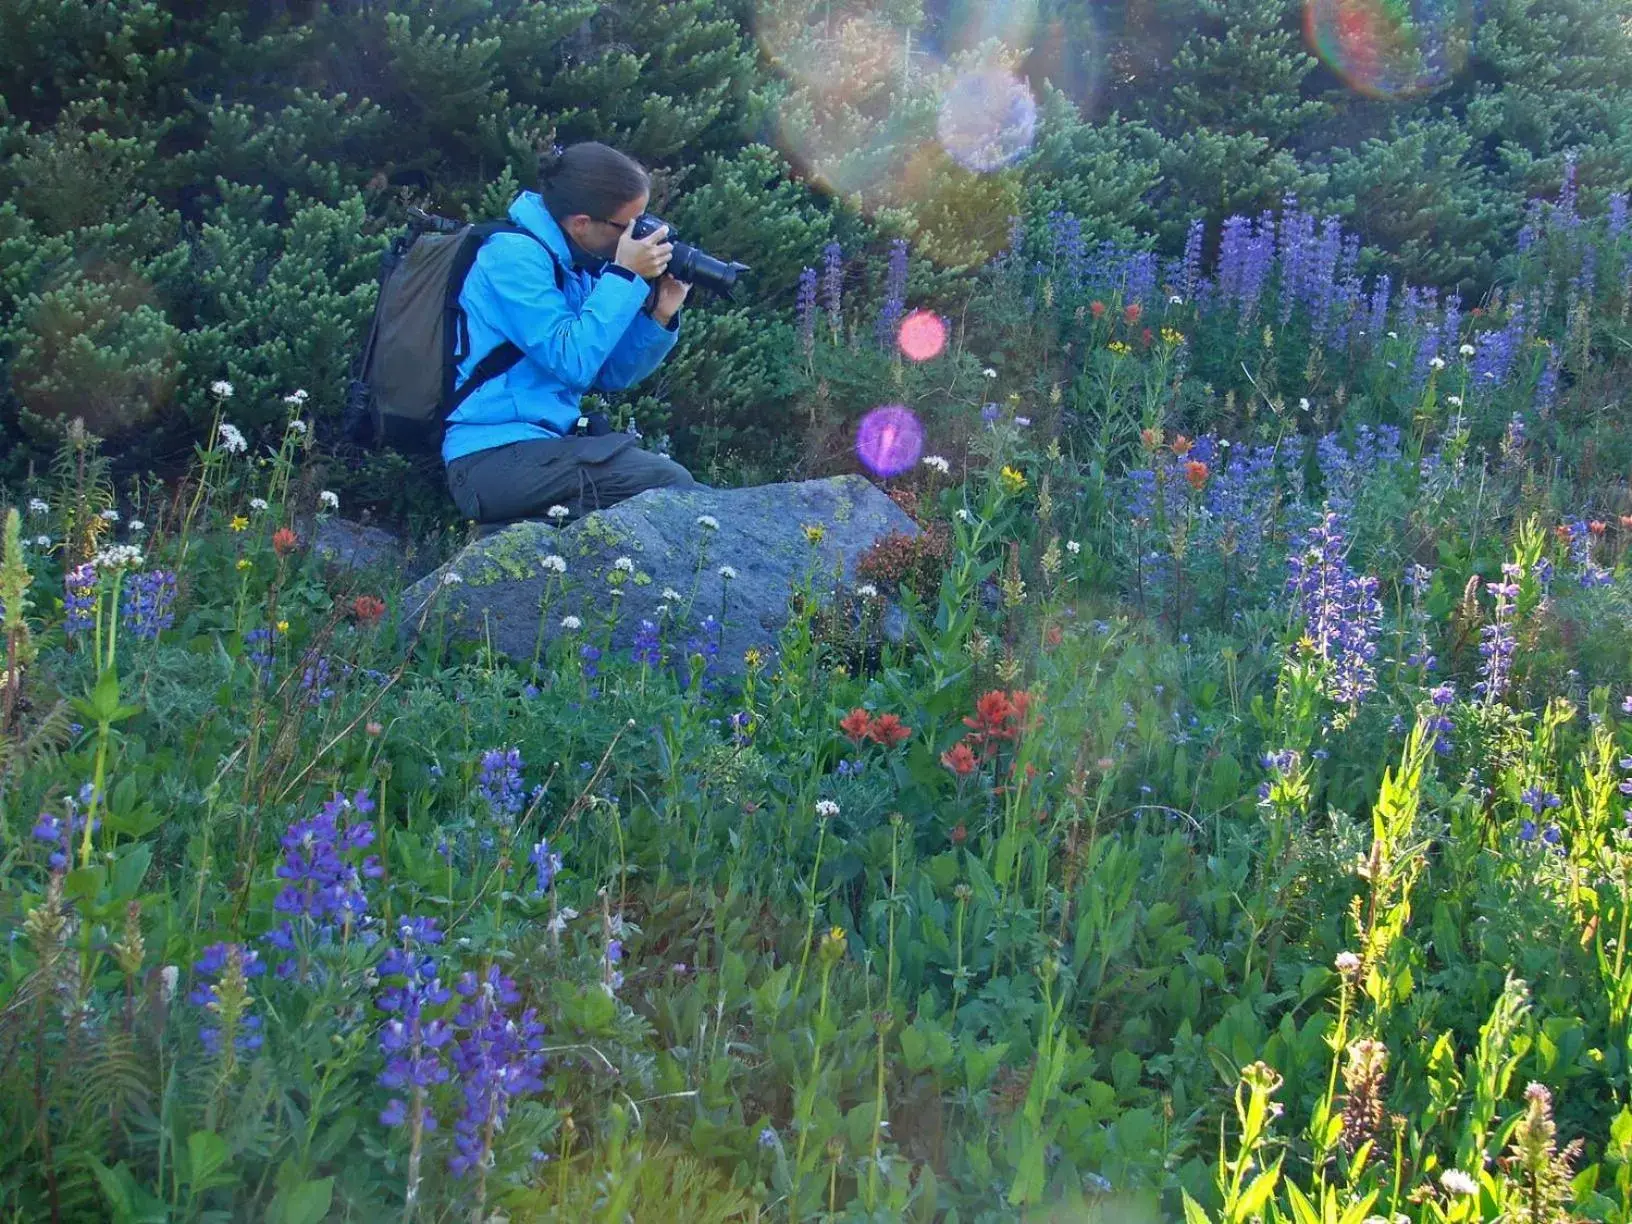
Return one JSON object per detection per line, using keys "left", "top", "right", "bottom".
{"left": 444, "top": 223, "right": 567, "bottom": 416}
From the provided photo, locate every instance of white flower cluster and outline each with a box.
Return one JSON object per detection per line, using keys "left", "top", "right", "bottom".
{"left": 1459, "top": 343, "right": 1476, "bottom": 357}
{"left": 696, "top": 514, "right": 719, "bottom": 530}
{"left": 981, "top": 367, "right": 998, "bottom": 379}
{"left": 218, "top": 422, "right": 247, "bottom": 454}
{"left": 441, "top": 571, "right": 463, "bottom": 586}
{"left": 547, "top": 504, "right": 570, "bottom": 521}
{"left": 1066, "top": 540, "right": 1081, "bottom": 555}
{"left": 540, "top": 554, "right": 567, "bottom": 574}
{"left": 210, "top": 379, "right": 235, "bottom": 399}
{"left": 559, "top": 615, "right": 582, "bottom": 631}
{"left": 128, "top": 519, "right": 146, "bottom": 533}
{"left": 99, "top": 508, "right": 120, "bottom": 523}
{"left": 955, "top": 508, "right": 973, "bottom": 523}
{"left": 718, "top": 564, "right": 737, "bottom": 580}
{"left": 288, "top": 419, "right": 308, "bottom": 435}
{"left": 319, "top": 490, "right": 340, "bottom": 511}
{"left": 28, "top": 498, "right": 48, "bottom": 514}
{"left": 815, "top": 799, "right": 840, "bottom": 818}
{"left": 856, "top": 583, "right": 880, "bottom": 599}
{"left": 92, "top": 544, "right": 144, "bottom": 570}
{"left": 1428, "top": 356, "right": 1446, "bottom": 371}
{"left": 1438, "top": 1169, "right": 1478, "bottom": 1197}
{"left": 283, "top": 389, "right": 309, "bottom": 405}
{"left": 922, "top": 454, "right": 950, "bottom": 475}
{"left": 612, "top": 556, "right": 635, "bottom": 574}
{"left": 249, "top": 498, "right": 269, "bottom": 512}
{"left": 661, "top": 587, "right": 682, "bottom": 603}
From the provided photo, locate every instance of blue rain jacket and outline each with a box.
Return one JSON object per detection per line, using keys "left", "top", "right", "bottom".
{"left": 441, "top": 191, "right": 680, "bottom": 465}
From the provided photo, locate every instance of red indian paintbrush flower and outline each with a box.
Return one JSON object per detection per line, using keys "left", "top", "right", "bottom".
{"left": 839, "top": 707, "right": 873, "bottom": 744}
{"left": 1185, "top": 460, "right": 1210, "bottom": 490}
{"left": 866, "top": 712, "right": 911, "bottom": 748}
{"left": 352, "top": 594, "right": 386, "bottom": 625}
{"left": 272, "top": 527, "right": 299, "bottom": 556}
{"left": 940, "top": 742, "right": 977, "bottom": 776}
{"left": 1123, "top": 303, "right": 1142, "bottom": 325}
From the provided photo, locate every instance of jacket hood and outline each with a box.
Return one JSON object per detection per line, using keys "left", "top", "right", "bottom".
{"left": 508, "top": 191, "right": 604, "bottom": 273}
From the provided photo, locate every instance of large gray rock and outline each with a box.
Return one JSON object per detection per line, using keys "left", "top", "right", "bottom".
{"left": 401, "top": 475, "right": 917, "bottom": 677}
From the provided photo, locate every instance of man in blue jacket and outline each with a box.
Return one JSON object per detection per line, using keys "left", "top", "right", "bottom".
{"left": 443, "top": 142, "right": 699, "bottom": 527}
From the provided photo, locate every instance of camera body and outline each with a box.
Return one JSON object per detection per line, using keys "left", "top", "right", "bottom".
{"left": 630, "top": 213, "right": 749, "bottom": 299}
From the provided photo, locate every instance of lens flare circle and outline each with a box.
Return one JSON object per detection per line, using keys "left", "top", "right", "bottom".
{"left": 937, "top": 66, "right": 1038, "bottom": 173}
{"left": 855, "top": 404, "right": 924, "bottom": 478}
{"left": 897, "top": 310, "right": 948, "bottom": 362}
{"left": 1304, "top": 0, "right": 1472, "bottom": 98}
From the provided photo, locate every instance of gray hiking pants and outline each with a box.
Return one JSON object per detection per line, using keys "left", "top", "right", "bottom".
{"left": 445, "top": 434, "right": 699, "bottom": 526}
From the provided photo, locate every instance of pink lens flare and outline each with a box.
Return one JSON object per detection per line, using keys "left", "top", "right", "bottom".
{"left": 855, "top": 404, "right": 924, "bottom": 478}
{"left": 897, "top": 309, "right": 948, "bottom": 362}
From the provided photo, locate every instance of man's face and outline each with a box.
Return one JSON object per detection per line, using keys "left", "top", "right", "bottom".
{"left": 564, "top": 193, "right": 649, "bottom": 261}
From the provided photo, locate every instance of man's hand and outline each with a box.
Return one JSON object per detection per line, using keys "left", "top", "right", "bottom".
{"left": 651, "top": 274, "right": 691, "bottom": 325}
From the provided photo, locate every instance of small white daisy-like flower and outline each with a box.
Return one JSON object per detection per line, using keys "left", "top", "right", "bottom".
{"left": 218, "top": 422, "right": 247, "bottom": 454}
{"left": 1459, "top": 343, "right": 1475, "bottom": 357}
{"left": 559, "top": 615, "right": 582, "bottom": 631}
{"left": 210, "top": 379, "right": 235, "bottom": 399}
{"left": 92, "top": 545, "right": 144, "bottom": 570}
{"left": 1429, "top": 356, "right": 1446, "bottom": 371}
{"left": 318, "top": 490, "right": 340, "bottom": 511}
{"left": 856, "top": 583, "right": 880, "bottom": 598}
{"left": 1298, "top": 397, "right": 1311, "bottom": 411}
{"left": 696, "top": 514, "right": 719, "bottom": 530}
{"left": 815, "top": 799, "right": 840, "bottom": 819}
{"left": 718, "top": 564, "right": 737, "bottom": 580}
{"left": 1168, "top": 294, "right": 1183, "bottom": 305}
{"left": 288, "top": 418, "right": 308, "bottom": 435}
{"left": 283, "top": 389, "right": 309, "bottom": 405}
{"left": 981, "top": 367, "right": 998, "bottom": 379}
{"left": 1439, "top": 1169, "right": 1478, "bottom": 1197}
{"left": 441, "top": 571, "right": 463, "bottom": 586}
{"left": 128, "top": 519, "right": 145, "bottom": 533}
{"left": 546, "top": 504, "right": 570, "bottom": 520}
{"left": 922, "top": 454, "right": 951, "bottom": 474}
{"left": 1447, "top": 395, "right": 1463, "bottom": 407}
{"left": 1334, "top": 951, "right": 1361, "bottom": 974}
{"left": 28, "top": 498, "right": 48, "bottom": 514}
{"left": 1066, "top": 539, "right": 1081, "bottom": 555}
{"left": 661, "top": 587, "right": 682, "bottom": 602}
{"left": 955, "top": 508, "right": 973, "bottom": 523}
{"left": 541, "top": 554, "right": 567, "bottom": 574}
{"left": 612, "top": 556, "right": 635, "bottom": 573}
{"left": 99, "top": 508, "right": 120, "bottom": 523}
{"left": 249, "top": 497, "right": 269, "bottom": 512}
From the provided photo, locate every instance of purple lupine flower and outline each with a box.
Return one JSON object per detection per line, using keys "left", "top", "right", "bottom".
{"left": 1049, "top": 211, "right": 1087, "bottom": 294}
{"left": 529, "top": 839, "right": 561, "bottom": 895}
{"left": 680, "top": 615, "right": 722, "bottom": 693}
{"left": 190, "top": 942, "right": 266, "bottom": 1056}
{"left": 796, "top": 266, "right": 818, "bottom": 353}
{"left": 1609, "top": 193, "right": 1629, "bottom": 239}
{"left": 579, "top": 643, "right": 600, "bottom": 680}
{"left": 1366, "top": 274, "right": 1392, "bottom": 351}
{"left": 631, "top": 619, "right": 662, "bottom": 667}
{"left": 1286, "top": 511, "right": 1383, "bottom": 706}
{"left": 1533, "top": 347, "right": 1561, "bottom": 415}
{"left": 121, "top": 569, "right": 176, "bottom": 641}
{"left": 299, "top": 653, "right": 334, "bottom": 706}
{"left": 245, "top": 625, "right": 277, "bottom": 677}
{"left": 1181, "top": 218, "right": 1205, "bottom": 302}
{"left": 1475, "top": 576, "right": 1522, "bottom": 703}
{"left": 377, "top": 916, "right": 452, "bottom": 1131}
{"left": 875, "top": 238, "right": 909, "bottom": 348}
{"left": 65, "top": 563, "right": 97, "bottom": 637}
{"left": 1561, "top": 519, "right": 1613, "bottom": 588}
{"left": 32, "top": 799, "right": 97, "bottom": 871}
{"left": 267, "top": 789, "right": 380, "bottom": 975}
{"left": 1520, "top": 786, "right": 1562, "bottom": 815}
{"left": 448, "top": 966, "right": 547, "bottom": 1178}
{"left": 477, "top": 748, "right": 524, "bottom": 816}
{"left": 821, "top": 242, "right": 843, "bottom": 327}
{"left": 1471, "top": 303, "right": 1526, "bottom": 389}
{"left": 728, "top": 710, "right": 753, "bottom": 746}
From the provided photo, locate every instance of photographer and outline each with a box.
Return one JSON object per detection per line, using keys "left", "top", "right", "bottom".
{"left": 442, "top": 141, "right": 700, "bottom": 527}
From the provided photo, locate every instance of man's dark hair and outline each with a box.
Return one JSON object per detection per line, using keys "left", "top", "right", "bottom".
{"left": 537, "top": 142, "right": 650, "bottom": 222}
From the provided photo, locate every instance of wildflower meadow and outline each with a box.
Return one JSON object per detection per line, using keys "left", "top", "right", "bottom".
{"left": 12, "top": 59, "right": 1632, "bottom": 1224}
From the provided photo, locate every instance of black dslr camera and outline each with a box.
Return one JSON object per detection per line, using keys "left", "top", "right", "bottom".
{"left": 630, "top": 214, "right": 749, "bottom": 300}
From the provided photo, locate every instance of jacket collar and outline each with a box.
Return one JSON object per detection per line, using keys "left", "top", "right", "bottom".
{"left": 508, "top": 190, "right": 605, "bottom": 274}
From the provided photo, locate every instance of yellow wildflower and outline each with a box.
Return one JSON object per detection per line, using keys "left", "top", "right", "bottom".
{"left": 802, "top": 523, "right": 826, "bottom": 545}
{"left": 744, "top": 646, "right": 764, "bottom": 669}
{"left": 1107, "top": 340, "right": 1132, "bottom": 355}
{"left": 276, "top": 620, "right": 289, "bottom": 634}
{"left": 1161, "top": 327, "right": 1185, "bottom": 346}
{"left": 999, "top": 465, "right": 1028, "bottom": 495}
{"left": 236, "top": 558, "right": 252, "bottom": 571}
{"left": 230, "top": 515, "right": 249, "bottom": 532}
